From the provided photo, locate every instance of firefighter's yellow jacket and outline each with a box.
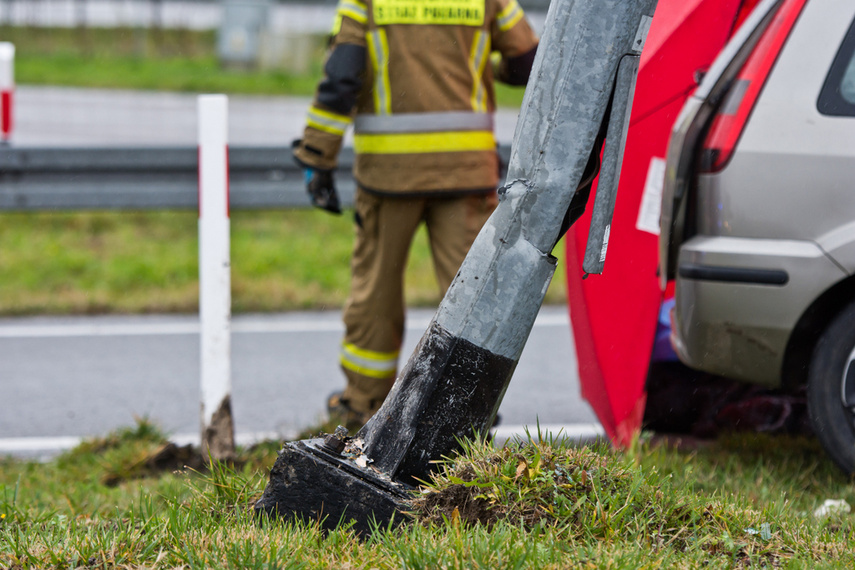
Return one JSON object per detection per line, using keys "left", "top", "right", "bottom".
{"left": 293, "top": 0, "right": 539, "bottom": 195}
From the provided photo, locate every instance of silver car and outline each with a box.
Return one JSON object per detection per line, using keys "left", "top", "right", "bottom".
{"left": 660, "top": 0, "right": 855, "bottom": 472}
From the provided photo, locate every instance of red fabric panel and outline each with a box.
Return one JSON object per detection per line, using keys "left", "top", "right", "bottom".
{"left": 565, "top": 0, "right": 748, "bottom": 447}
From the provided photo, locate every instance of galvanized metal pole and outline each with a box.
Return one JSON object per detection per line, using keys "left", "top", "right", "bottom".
{"left": 0, "top": 42, "right": 14, "bottom": 143}
{"left": 583, "top": 54, "right": 641, "bottom": 275}
{"left": 255, "top": 0, "right": 657, "bottom": 534}
{"left": 198, "top": 94, "right": 236, "bottom": 461}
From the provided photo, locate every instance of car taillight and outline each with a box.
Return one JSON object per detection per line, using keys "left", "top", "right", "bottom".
{"left": 699, "top": 0, "right": 808, "bottom": 173}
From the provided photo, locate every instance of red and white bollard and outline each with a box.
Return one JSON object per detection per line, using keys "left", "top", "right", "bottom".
{"left": 0, "top": 43, "right": 14, "bottom": 143}
{"left": 197, "top": 94, "right": 235, "bottom": 461}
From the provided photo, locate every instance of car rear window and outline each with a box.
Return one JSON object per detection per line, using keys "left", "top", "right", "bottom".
{"left": 818, "top": 16, "right": 855, "bottom": 116}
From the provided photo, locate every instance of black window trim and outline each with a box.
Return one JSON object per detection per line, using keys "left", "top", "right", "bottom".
{"left": 817, "top": 14, "right": 855, "bottom": 117}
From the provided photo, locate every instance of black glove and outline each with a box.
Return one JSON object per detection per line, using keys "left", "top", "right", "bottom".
{"left": 305, "top": 168, "right": 342, "bottom": 215}
{"left": 292, "top": 139, "right": 342, "bottom": 215}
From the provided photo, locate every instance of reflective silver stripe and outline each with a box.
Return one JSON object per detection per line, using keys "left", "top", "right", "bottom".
{"left": 307, "top": 107, "right": 352, "bottom": 135}
{"left": 497, "top": 0, "right": 524, "bottom": 32}
{"left": 340, "top": 343, "right": 399, "bottom": 378}
{"left": 470, "top": 30, "right": 490, "bottom": 112}
{"left": 367, "top": 30, "right": 392, "bottom": 115}
{"left": 354, "top": 112, "right": 494, "bottom": 133}
{"left": 337, "top": 0, "right": 368, "bottom": 23}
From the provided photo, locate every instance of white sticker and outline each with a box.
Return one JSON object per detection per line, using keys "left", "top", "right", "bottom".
{"left": 599, "top": 225, "right": 610, "bottom": 263}
{"left": 636, "top": 157, "right": 666, "bottom": 235}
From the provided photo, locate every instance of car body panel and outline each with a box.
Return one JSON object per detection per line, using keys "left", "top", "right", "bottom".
{"left": 659, "top": 0, "right": 783, "bottom": 288}
{"left": 817, "top": 220, "right": 855, "bottom": 274}
{"left": 664, "top": 0, "right": 855, "bottom": 387}
{"left": 696, "top": 1, "right": 855, "bottom": 244}
{"left": 673, "top": 237, "right": 847, "bottom": 386}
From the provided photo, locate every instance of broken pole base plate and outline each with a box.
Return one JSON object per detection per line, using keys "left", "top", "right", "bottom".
{"left": 253, "top": 438, "right": 413, "bottom": 535}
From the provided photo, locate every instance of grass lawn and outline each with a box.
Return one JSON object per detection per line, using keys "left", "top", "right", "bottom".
{"left": 0, "top": 25, "right": 533, "bottom": 316}
{"left": 1, "top": 421, "right": 854, "bottom": 568}
{"left": 1, "top": 25, "right": 322, "bottom": 96}
{"left": 0, "top": 210, "right": 568, "bottom": 315}
{"left": 1, "top": 25, "right": 528, "bottom": 105}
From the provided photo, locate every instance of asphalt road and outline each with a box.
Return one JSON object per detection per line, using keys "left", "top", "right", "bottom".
{"left": 3, "top": 88, "right": 601, "bottom": 456}
{"left": 0, "top": 307, "right": 601, "bottom": 456}
{"left": 11, "top": 86, "right": 524, "bottom": 147}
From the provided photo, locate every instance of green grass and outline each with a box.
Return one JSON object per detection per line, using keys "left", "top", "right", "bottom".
{"left": 1, "top": 24, "right": 527, "bottom": 105}
{"left": 3, "top": 25, "right": 324, "bottom": 95}
{"left": 0, "top": 210, "right": 568, "bottom": 315}
{"left": 1, "top": 421, "right": 853, "bottom": 568}
{"left": 0, "top": 25, "right": 530, "bottom": 316}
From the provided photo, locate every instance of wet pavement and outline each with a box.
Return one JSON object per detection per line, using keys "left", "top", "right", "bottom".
{"left": 0, "top": 307, "right": 601, "bottom": 457}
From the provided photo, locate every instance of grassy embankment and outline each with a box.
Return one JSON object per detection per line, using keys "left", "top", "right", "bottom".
{"left": 1, "top": 421, "right": 854, "bottom": 568}
{"left": 3, "top": 25, "right": 855, "bottom": 569}
{"left": 0, "top": 25, "right": 540, "bottom": 316}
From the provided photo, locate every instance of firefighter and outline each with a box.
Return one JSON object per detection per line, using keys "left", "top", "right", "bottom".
{"left": 293, "top": 0, "right": 539, "bottom": 429}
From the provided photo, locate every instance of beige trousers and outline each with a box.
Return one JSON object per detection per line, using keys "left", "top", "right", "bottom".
{"left": 340, "top": 187, "right": 498, "bottom": 415}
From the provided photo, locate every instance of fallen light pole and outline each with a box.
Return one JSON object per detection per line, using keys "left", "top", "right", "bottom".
{"left": 255, "top": 0, "right": 657, "bottom": 534}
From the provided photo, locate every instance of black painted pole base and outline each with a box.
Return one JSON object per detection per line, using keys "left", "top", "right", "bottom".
{"left": 253, "top": 437, "right": 412, "bottom": 536}
{"left": 359, "top": 320, "right": 515, "bottom": 485}
{"left": 253, "top": 320, "right": 514, "bottom": 534}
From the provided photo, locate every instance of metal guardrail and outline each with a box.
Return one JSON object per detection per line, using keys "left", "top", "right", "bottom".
{"left": 0, "top": 145, "right": 513, "bottom": 211}
{"left": 0, "top": 146, "right": 343, "bottom": 210}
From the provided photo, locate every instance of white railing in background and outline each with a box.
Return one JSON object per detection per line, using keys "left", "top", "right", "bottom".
{"left": 197, "top": 94, "right": 235, "bottom": 461}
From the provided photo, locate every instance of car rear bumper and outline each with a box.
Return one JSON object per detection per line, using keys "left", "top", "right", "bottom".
{"left": 671, "top": 235, "right": 846, "bottom": 387}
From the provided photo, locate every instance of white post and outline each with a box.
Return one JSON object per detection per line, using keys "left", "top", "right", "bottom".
{"left": 197, "top": 94, "right": 235, "bottom": 461}
{"left": 0, "top": 43, "right": 14, "bottom": 143}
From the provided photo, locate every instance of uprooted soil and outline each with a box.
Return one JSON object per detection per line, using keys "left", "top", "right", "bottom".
{"left": 101, "top": 442, "right": 206, "bottom": 486}
{"left": 415, "top": 465, "right": 496, "bottom": 526}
